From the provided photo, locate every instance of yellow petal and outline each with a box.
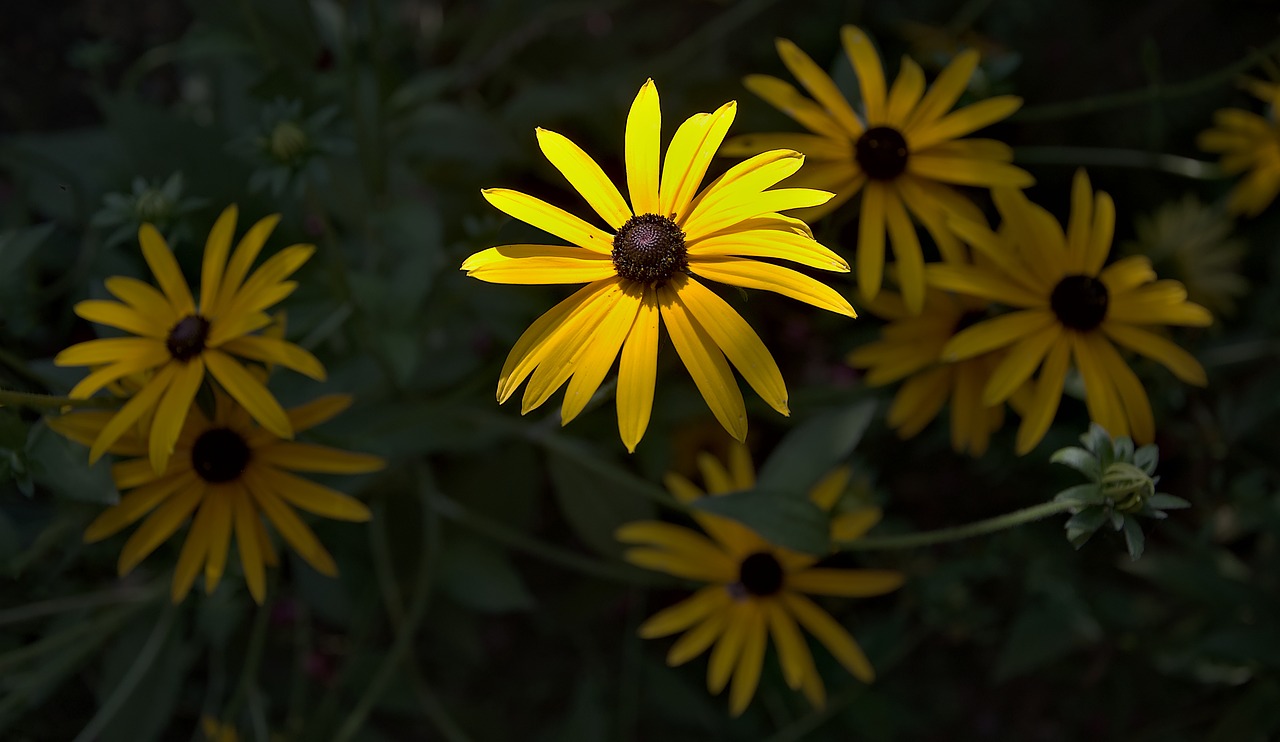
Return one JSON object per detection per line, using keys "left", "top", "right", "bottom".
{"left": 105, "top": 276, "right": 179, "bottom": 326}
{"left": 788, "top": 568, "right": 904, "bottom": 597}
{"left": 560, "top": 283, "right": 643, "bottom": 425}
{"left": 980, "top": 323, "right": 1063, "bottom": 405}
{"left": 671, "top": 274, "right": 788, "bottom": 415}
{"left": 256, "top": 442, "right": 384, "bottom": 474}
{"left": 807, "top": 465, "right": 851, "bottom": 511}
{"left": 1084, "top": 189, "right": 1116, "bottom": 276}
{"left": 707, "top": 604, "right": 750, "bottom": 694}
{"left": 244, "top": 468, "right": 338, "bottom": 577}
{"left": 201, "top": 487, "right": 234, "bottom": 594}
{"left": 256, "top": 466, "right": 372, "bottom": 522}
{"left": 884, "top": 185, "right": 926, "bottom": 313}
{"left": 617, "top": 521, "right": 736, "bottom": 579}
{"left": 217, "top": 245, "right": 315, "bottom": 326}
{"left": 285, "top": 394, "right": 353, "bottom": 433}
{"left": 200, "top": 205, "right": 240, "bottom": 316}
{"left": 886, "top": 56, "right": 926, "bottom": 125}
{"left": 728, "top": 606, "right": 767, "bottom": 716}
{"left": 118, "top": 481, "right": 205, "bottom": 575}
{"left": 1101, "top": 324, "right": 1207, "bottom": 385}
{"left": 887, "top": 365, "right": 951, "bottom": 437}
{"left": 520, "top": 281, "right": 623, "bottom": 413}
{"left": 1099, "top": 255, "right": 1157, "bottom": 294}
{"left": 65, "top": 346, "right": 172, "bottom": 401}
{"left": 659, "top": 101, "right": 736, "bottom": 220}
{"left": 1064, "top": 169, "right": 1093, "bottom": 272}
{"left": 728, "top": 442, "right": 755, "bottom": 491}
{"left": 667, "top": 604, "right": 729, "bottom": 666}
{"left": 925, "top": 263, "right": 1045, "bottom": 308}
{"left": 685, "top": 187, "right": 833, "bottom": 237}
{"left": 497, "top": 280, "right": 615, "bottom": 403}
{"left": 830, "top": 509, "right": 882, "bottom": 542}
{"left": 1073, "top": 332, "right": 1129, "bottom": 439}
{"left": 536, "top": 127, "right": 632, "bottom": 229}
{"left": 1091, "top": 333, "right": 1156, "bottom": 444}
{"left": 74, "top": 300, "right": 167, "bottom": 338}
{"left": 907, "top": 156, "right": 1034, "bottom": 188}
{"left": 138, "top": 223, "right": 195, "bottom": 315}
{"left": 232, "top": 484, "right": 267, "bottom": 604}
{"left": 623, "top": 547, "right": 734, "bottom": 583}
{"left": 782, "top": 591, "right": 875, "bottom": 682}
{"left": 626, "top": 79, "right": 662, "bottom": 216}
{"left": 683, "top": 149, "right": 805, "bottom": 236}
{"left": 149, "top": 357, "right": 204, "bottom": 473}
{"left": 841, "top": 25, "right": 886, "bottom": 123}
{"left": 857, "top": 182, "right": 887, "bottom": 301}
{"left": 691, "top": 227, "right": 847, "bottom": 274}
{"left": 481, "top": 188, "right": 614, "bottom": 254}
{"left": 742, "top": 74, "right": 847, "bottom": 141}
{"left": 204, "top": 349, "right": 292, "bottom": 439}
{"left": 776, "top": 37, "right": 864, "bottom": 136}
{"left": 904, "top": 49, "right": 979, "bottom": 131}
{"left": 617, "top": 287, "right": 660, "bottom": 452}
{"left": 56, "top": 337, "right": 167, "bottom": 368}
{"left": 219, "top": 335, "right": 326, "bottom": 380}
{"left": 764, "top": 600, "right": 816, "bottom": 692}
{"left": 910, "top": 96, "right": 1023, "bottom": 151}
{"left": 638, "top": 586, "right": 730, "bottom": 638}
{"left": 1014, "top": 337, "right": 1071, "bottom": 454}
{"left": 689, "top": 256, "right": 855, "bottom": 317}
{"left": 213, "top": 213, "right": 281, "bottom": 316}
{"left": 84, "top": 470, "right": 199, "bottom": 543}
{"left": 658, "top": 282, "right": 747, "bottom": 441}
{"left": 89, "top": 364, "right": 178, "bottom": 465}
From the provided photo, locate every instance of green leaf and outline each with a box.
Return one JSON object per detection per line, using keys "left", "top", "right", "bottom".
{"left": 1052, "top": 483, "right": 1104, "bottom": 507}
{"left": 993, "top": 586, "right": 1101, "bottom": 680}
{"left": 0, "top": 409, "right": 29, "bottom": 451}
{"left": 756, "top": 399, "right": 875, "bottom": 495}
{"left": 24, "top": 421, "right": 118, "bottom": 505}
{"left": 690, "top": 488, "right": 829, "bottom": 555}
{"left": 1064, "top": 507, "right": 1109, "bottom": 549}
{"left": 1146, "top": 493, "right": 1190, "bottom": 511}
{"left": 1049, "top": 446, "right": 1100, "bottom": 479}
{"left": 437, "top": 535, "right": 535, "bottom": 613}
{"left": 1122, "top": 517, "right": 1146, "bottom": 560}
{"left": 1133, "top": 443, "right": 1159, "bottom": 474}
{"left": 1080, "top": 423, "right": 1113, "bottom": 460}
{"left": 548, "top": 449, "right": 656, "bottom": 557}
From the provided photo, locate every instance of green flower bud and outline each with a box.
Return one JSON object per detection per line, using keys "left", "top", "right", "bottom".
{"left": 133, "top": 188, "right": 173, "bottom": 224}
{"left": 1101, "top": 461, "right": 1155, "bottom": 513}
{"left": 268, "top": 121, "right": 310, "bottom": 166}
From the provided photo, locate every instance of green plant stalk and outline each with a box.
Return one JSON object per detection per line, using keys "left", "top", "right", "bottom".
{"left": 0, "top": 389, "right": 119, "bottom": 410}
{"left": 220, "top": 584, "right": 274, "bottom": 726}
{"left": 72, "top": 603, "right": 176, "bottom": 742}
{"left": 1013, "top": 146, "right": 1221, "bottom": 179}
{"left": 842, "top": 500, "right": 1075, "bottom": 550}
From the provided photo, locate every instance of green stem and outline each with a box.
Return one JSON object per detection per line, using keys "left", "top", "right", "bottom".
{"left": 1013, "top": 146, "right": 1221, "bottom": 179}
{"left": 842, "top": 500, "right": 1074, "bottom": 551}
{"left": 1015, "top": 34, "right": 1280, "bottom": 121}
{"left": 0, "top": 582, "right": 156, "bottom": 627}
{"left": 221, "top": 590, "right": 273, "bottom": 725}
{"left": 72, "top": 603, "right": 176, "bottom": 742}
{"left": 528, "top": 429, "right": 684, "bottom": 511}
{"left": 0, "top": 390, "right": 119, "bottom": 410}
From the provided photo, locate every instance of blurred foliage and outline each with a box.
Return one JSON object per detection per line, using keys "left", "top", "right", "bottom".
{"left": 2, "top": 0, "right": 1280, "bottom": 740}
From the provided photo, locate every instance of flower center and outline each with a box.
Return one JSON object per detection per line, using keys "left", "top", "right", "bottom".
{"left": 1050, "top": 275, "right": 1110, "bottom": 331}
{"left": 166, "top": 314, "right": 211, "bottom": 362}
{"left": 855, "top": 126, "right": 910, "bottom": 181}
{"left": 611, "top": 213, "right": 688, "bottom": 285}
{"left": 737, "top": 551, "right": 784, "bottom": 597}
{"left": 191, "top": 427, "right": 251, "bottom": 483}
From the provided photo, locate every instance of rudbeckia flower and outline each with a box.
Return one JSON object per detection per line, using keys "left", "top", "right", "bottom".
{"left": 49, "top": 387, "right": 383, "bottom": 603}
{"left": 721, "top": 25, "right": 1032, "bottom": 312}
{"left": 619, "top": 443, "right": 900, "bottom": 715}
{"left": 847, "top": 277, "right": 1013, "bottom": 456}
{"left": 1197, "top": 78, "right": 1280, "bottom": 217}
{"left": 462, "top": 79, "right": 855, "bottom": 452}
{"left": 55, "top": 206, "right": 324, "bottom": 474}
{"left": 927, "top": 170, "right": 1212, "bottom": 454}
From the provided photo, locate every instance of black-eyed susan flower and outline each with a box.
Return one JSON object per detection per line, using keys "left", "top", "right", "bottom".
{"left": 462, "top": 80, "right": 855, "bottom": 452}
{"left": 721, "top": 25, "right": 1032, "bottom": 312}
{"left": 1197, "top": 79, "right": 1280, "bottom": 217}
{"left": 48, "top": 387, "right": 382, "bottom": 604}
{"left": 619, "top": 443, "right": 900, "bottom": 715}
{"left": 55, "top": 206, "right": 325, "bottom": 473}
{"left": 927, "top": 170, "right": 1213, "bottom": 454}
{"left": 847, "top": 278, "right": 1012, "bottom": 456}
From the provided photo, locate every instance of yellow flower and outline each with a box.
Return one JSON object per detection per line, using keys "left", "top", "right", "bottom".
{"left": 201, "top": 717, "right": 238, "bottom": 742}
{"left": 619, "top": 443, "right": 901, "bottom": 716}
{"left": 1198, "top": 78, "right": 1280, "bottom": 217}
{"left": 461, "top": 80, "right": 855, "bottom": 452}
{"left": 49, "top": 388, "right": 383, "bottom": 604}
{"left": 847, "top": 280, "right": 1009, "bottom": 456}
{"left": 54, "top": 205, "right": 325, "bottom": 473}
{"left": 721, "top": 25, "right": 1032, "bottom": 312}
{"left": 928, "top": 170, "right": 1213, "bottom": 454}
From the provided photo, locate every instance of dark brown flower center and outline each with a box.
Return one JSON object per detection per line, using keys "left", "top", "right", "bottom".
{"left": 166, "top": 314, "right": 211, "bottom": 362}
{"left": 738, "top": 551, "right": 784, "bottom": 597}
{"left": 191, "top": 427, "right": 251, "bottom": 483}
{"left": 855, "top": 126, "right": 909, "bottom": 181}
{"left": 611, "top": 213, "right": 687, "bottom": 285}
{"left": 1050, "top": 275, "right": 1110, "bottom": 331}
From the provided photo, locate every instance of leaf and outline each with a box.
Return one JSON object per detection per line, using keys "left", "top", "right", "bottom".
{"left": 1052, "top": 483, "right": 1104, "bottom": 507}
{"left": 0, "top": 223, "right": 56, "bottom": 284}
{"left": 1049, "top": 446, "right": 1100, "bottom": 479}
{"left": 1122, "top": 517, "right": 1146, "bottom": 560}
{"left": 1133, "top": 443, "right": 1159, "bottom": 474}
{"left": 436, "top": 535, "right": 535, "bottom": 613}
{"left": 993, "top": 586, "right": 1102, "bottom": 680}
{"left": 1064, "top": 507, "right": 1109, "bottom": 549}
{"left": 24, "top": 420, "right": 119, "bottom": 505}
{"left": 756, "top": 399, "right": 875, "bottom": 495}
{"left": 1146, "top": 493, "right": 1191, "bottom": 511}
{"left": 691, "top": 488, "right": 829, "bottom": 554}
{"left": 548, "top": 448, "right": 656, "bottom": 557}
{"left": 0, "top": 408, "right": 29, "bottom": 451}
{"left": 1080, "top": 423, "right": 1113, "bottom": 459}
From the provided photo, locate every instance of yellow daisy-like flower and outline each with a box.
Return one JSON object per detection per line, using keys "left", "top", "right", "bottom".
{"left": 619, "top": 443, "right": 901, "bottom": 716}
{"left": 461, "top": 79, "right": 855, "bottom": 452}
{"left": 1198, "top": 78, "right": 1280, "bottom": 217}
{"left": 847, "top": 281, "right": 1009, "bottom": 456}
{"left": 927, "top": 170, "right": 1213, "bottom": 454}
{"left": 49, "top": 388, "right": 383, "bottom": 604}
{"left": 721, "top": 25, "right": 1033, "bottom": 313}
{"left": 54, "top": 205, "right": 324, "bottom": 473}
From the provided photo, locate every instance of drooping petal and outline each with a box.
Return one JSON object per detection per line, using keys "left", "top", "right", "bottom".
{"left": 667, "top": 604, "right": 729, "bottom": 666}
{"left": 84, "top": 470, "right": 199, "bottom": 542}
{"left": 658, "top": 282, "right": 747, "bottom": 441}
{"left": 1101, "top": 324, "right": 1208, "bottom": 385}
{"left": 617, "top": 286, "right": 660, "bottom": 452}
{"left": 172, "top": 496, "right": 214, "bottom": 602}
{"left": 940, "top": 309, "right": 1055, "bottom": 362}
{"left": 201, "top": 487, "right": 234, "bottom": 593}
{"left": 884, "top": 185, "right": 926, "bottom": 313}
{"left": 243, "top": 467, "right": 338, "bottom": 577}
{"left": 728, "top": 606, "right": 768, "bottom": 716}
{"left": 117, "top": 481, "right": 205, "bottom": 575}
{"left": 887, "top": 365, "right": 951, "bottom": 437}
{"left": 782, "top": 591, "right": 875, "bottom": 683}
{"left": 1014, "top": 336, "right": 1072, "bottom": 455}
{"left": 1091, "top": 333, "right": 1156, "bottom": 444}
{"left": 560, "top": 283, "right": 643, "bottom": 424}
{"left": 537, "top": 127, "right": 632, "bottom": 230}
{"left": 148, "top": 357, "right": 205, "bottom": 473}
{"left": 520, "top": 281, "right": 625, "bottom": 413}
{"left": 231, "top": 483, "right": 267, "bottom": 604}
{"left": 497, "top": 280, "right": 616, "bottom": 404}
{"left": 763, "top": 600, "right": 817, "bottom": 693}
{"left": 89, "top": 364, "right": 178, "bottom": 464}
{"left": 66, "top": 345, "right": 172, "bottom": 401}
{"left": 256, "top": 466, "right": 372, "bottom": 522}
{"left": 707, "top": 604, "right": 751, "bottom": 694}
{"left": 980, "top": 323, "right": 1063, "bottom": 405}
{"left": 857, "top": 182, "right": 887, "bottom": 301}
{"left": 1073, "top": 332, "right": 1130, "bottom": 438}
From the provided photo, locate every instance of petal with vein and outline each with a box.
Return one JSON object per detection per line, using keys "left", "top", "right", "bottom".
{"left": 690, "top": 256, "right": 855, "bottom": 317}
{"left": 911, "top": 96, "right": 1023, "bottom": 151}
{"left": 884, "top": 185, "right": 926, "bottom": 313}
{"left": 626, "top": 79, "right": 662, "bottom": 216}
{"left": 481, "top": 189, "right": 614, "bottom": 254}
{"left": 659, "top": 282, "right": 747, "bottom": 441}
{"left": 904, "top": 49, "right": 979, "bottom": 132}
{"left": 213, "top": 213, "right": 281, "bottom": 315}
{"left": 244, "top": 468, "right": 338, "bottom": 576}
{"left": 89, "top": 364, "right": 178, "bottom": 465}
{"left": 74, "top": 300, "right": 167, "bottom": 338}
{"left": 617, "top": 286, "right": 660, "bottom": 452}
{"left": 561, "top": 283, "right": 642, "bottom": 424}
{"left": 497, "top": 280, "right": 615, "bottom": 403}
{"left": 462, "top": 244, "right": 616, "bottom": 285}
{"left": 660, "top": 101, "right": 736, "bottom": 220}
{"left": 537, "top": 127, "right": 632, "bottom": 229}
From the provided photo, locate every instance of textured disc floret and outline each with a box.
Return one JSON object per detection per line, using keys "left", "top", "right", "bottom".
{"left": 166, "top": 314, "right": 211, "bottom": 362}
{"left": 1050, "top": 274, "right": 1110, "bottom": 330}
{"left": 191, "top": 428, "right": 251, "bottom": 483}
{"left": 611, "top": 213, "right": 688, "bottom": 285}
{"left": 738, "top": 551, "right": 785, "bottom": 597}
{"left": 854, "top": 126, "right": 910, "bottom": 181}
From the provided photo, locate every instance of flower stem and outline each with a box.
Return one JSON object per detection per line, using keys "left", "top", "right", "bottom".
{"left": 842, "top": 500, "right": 1075, "bottom": 550}
{"left": 1015, "top": 34, "right": 1280, "bottom": 121}
{"left": 1013, "top": 146, "right": 1221, "bottom": 179}
{"left": 0, "top": 390, "right": 118, "bottom": 410}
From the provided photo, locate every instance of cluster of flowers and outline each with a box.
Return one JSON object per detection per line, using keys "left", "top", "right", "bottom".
{"left": 52, "top": 207, "right": 383, "bottom": 604}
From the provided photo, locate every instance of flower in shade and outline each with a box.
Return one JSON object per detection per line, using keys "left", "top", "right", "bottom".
{"left": 618, "top": 443, "right": 901, "bottom": 715}
{"left": 927, "top": 170, "right": 1213, "bottom": 454}
{"left": 847, "top": 276, "right": 1014, "bottom": 456}
{"left": 461, "top": 79, "right": 855, "bottom": 452}
{"left": 48, "top": 388, "right": 383, "bottom": 603}
{"left": 720, "top": 25, "right": 1032, "bottom": 312}
{"left": 55, "top": 205, "right": 325, "bottom": 473}
{"left": 1197, "top": 78, "right": 1280, "bottom": 217}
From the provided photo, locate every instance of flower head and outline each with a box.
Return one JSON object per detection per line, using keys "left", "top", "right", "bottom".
{"left": 721, "top": 25, "right": 1032, "bottom": 312}
{"left": 55, "top": 206, "right": 324, "bottom": 473}
{"left": 461, "top": 80, "right": 856, "bottom": 452}
{"left": 1197, "top": 79, "right": 1280, "bottom": 217}
{"left": 49, "top": 388, "right": 383, "bottom": 603}
{"left": 619, "top": 443, "right": 900, "bottom": 715}
{"left": 90, "top": 172, "right": 208, "bottom": 249}
{"left": 847, "top": 274, "right": 1012, "bottom": 456}
{"left": 928, "top": 170, "right": 1213, "bottom": 454}
{"left": 232, "top": 99, "right": 350, "bottom": 197}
